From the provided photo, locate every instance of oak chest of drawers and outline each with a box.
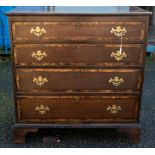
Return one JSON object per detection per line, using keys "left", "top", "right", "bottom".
{"left": 7, "top": 6, "right": 151, "bottom": 144}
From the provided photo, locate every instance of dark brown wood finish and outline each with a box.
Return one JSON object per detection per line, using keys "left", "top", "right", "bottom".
{"left": 7, "top": 6, "right": 151, "bottom": 144}
{"left": 12, "top": 21, "right": 145, "bottom": 43}
{"left": 16, "top": 69, "right": 142, "bottom": 92}
{"left": 17, "top": 95, "right": 139, "bottom": 123}
{"left": 14, "top": 44, "right": 144, "bottom": 67}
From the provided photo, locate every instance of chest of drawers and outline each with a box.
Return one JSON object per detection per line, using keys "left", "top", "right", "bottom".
{"left": 7, "top": 6, "right": 151, "bottom": 144}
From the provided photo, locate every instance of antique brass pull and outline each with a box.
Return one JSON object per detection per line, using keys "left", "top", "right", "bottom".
{"left": 35, "top": 104, "right": 50, "bottom": 114}
{"left": 110, "top": 26, "right": 127, "bottom": 58}
{"left": 110, "top": 26, "right": 127, "bottom": 37}
{"left": 111, "top": 50, "right": 127, "bottom": 61}
{"left": 107, "top": 104, "right": 122, "bottom": 114}
{"left": 30, "top": 26, "right": 46, "bottom": 37}
{"left": 109, "top": 76, "right": 124, "bottom": 87}
{"left": 32, "top": 50, "right": 47, "bottom": 61}
{"left": 33, "top": 76, "right": 48, "bottom": 86}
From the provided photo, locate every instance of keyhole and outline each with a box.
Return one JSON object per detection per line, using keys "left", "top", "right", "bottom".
{"left": 75, "top": 97, "right": 80, "bottom": 103}
{"left": 76, "top": 46, "right": 80, "bottom": 52}
{"left": 76, "top": 72, "right": 81, "bottom": 76}
{"left": 76, "top": 23, "right": 80, "bottom": 29}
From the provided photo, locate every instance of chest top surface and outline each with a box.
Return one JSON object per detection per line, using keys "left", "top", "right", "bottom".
{"left": 6, "top": 6, "right": 151, "bottom": 16}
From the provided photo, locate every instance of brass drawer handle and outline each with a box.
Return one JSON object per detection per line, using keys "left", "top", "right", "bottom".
{"left": 109, "top": 76, "right": 124, "bottom": 87}
{"left": 30, "top": 26, "right": 46, "bottom": 37}
{"left": 107, "top": 104, "right": 122, "bottom": 114}
{"left": 111, "top": 50, "right": 127, "bottom": 61}
{"left": 35, "top": 104, "right": 50, "bottom": 114}
{"left": 32, "top": 50, "right": 47, "bottom": 61}
{"left": 110, "top": 26, "right": 127, "bottom": 59}
{"left": 33, "top": 76, "right": 48, "bottom": 86}
{"left": 110, "top": 26, "right": 127, "bottom": 37}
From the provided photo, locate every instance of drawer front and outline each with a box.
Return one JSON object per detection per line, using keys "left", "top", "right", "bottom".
{"left": 16, "top": 69, "right": 141, "bottom": 92}
{"left": 17, "top": 95, "right": 139, "bottom": 123}
{"left": 12, "top": 22, "right": 145, "bottom": 43}
{"left": 14, "top": 44, "right": 144, "bottom": 66}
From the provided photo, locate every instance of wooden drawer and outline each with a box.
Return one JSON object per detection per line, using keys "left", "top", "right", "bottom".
{"left": 17, "top": 95, "right": 139, "bottom": 123}
{"left": 12, "top": 21, "right": 145, "bottom": 43}
{"left": 16, "top": 69, "right": 142, "bottom": 92}
{"left": 14, "top": 44, "right": 144, "bottom": 67}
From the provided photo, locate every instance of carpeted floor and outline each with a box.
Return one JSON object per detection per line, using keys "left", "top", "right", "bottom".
{"left": 0, "top": 60, "right": 155, "bottom": 148}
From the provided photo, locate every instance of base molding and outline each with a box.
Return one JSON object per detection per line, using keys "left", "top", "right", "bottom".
{"left": 14, "top": 123, "right": 141, "bottom": 144}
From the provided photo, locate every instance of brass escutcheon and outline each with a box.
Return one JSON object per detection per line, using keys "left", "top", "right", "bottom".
{"left": 75, "top": 97, "right": 80, "bottom": 103}
{"left": 33, "top": 76, "right": 48, "bottom": 86}
{"left": 32, "top": 50, "right": 47, "bottom": 61}
{"left": 76, "top": 71, "right": 81, "bottom": 76}
{"left": 107, "top": 104, "right": 122, "bottom": 114}
{"left": 110, "top": 26, "right": 127, "bottom": 37}
{"left": 35, "top": 104, "right": 50, "bottom": 114}
{"left": 109, "top": 76, "right": 124, "bottom": 87}
{"left": 76, "top": 23, "right": 80, "bottom": 29}
{"left": 111, "top": 50, "right": 127, "bottom": 61}
{"left": 30, "top": 26, "right": 46, "bottom": 37}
